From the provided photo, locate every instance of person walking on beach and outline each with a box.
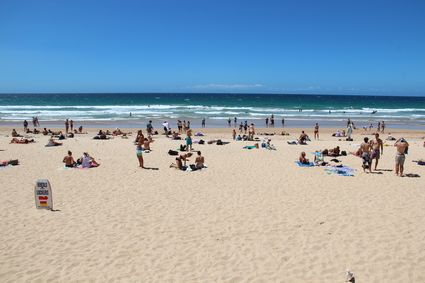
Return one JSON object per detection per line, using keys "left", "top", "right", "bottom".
{"left": 239, "top": 122, "right": 243, "bottom": 133}
{"left": 234, "top": 117, "right": 237, "bottom": 127}
{"left": 370, "top": 133, "right": 383, "bottom": 171}
{"left": 227, "top": 118, "right": 231, "bottom": 127}
{"left": 394, "top": 138, "right": 409, "bottom": 177}
{"left": 359, "top": 137, "right": 372, "bottom": 173}
{"left": 282, "top": 117, "right": 285, "bottom": 128}
{"left": 244, "top": 121, "right": 248, "bottom": 134}
{"left": 201, "top": 118, "right": 206, "bottom": 128}
{"left": 381, "top": 121, "right": 385, "bottom": 133}
{"left": 70, "top": 120, "right": 74, "bottom": 132}
{"left": 163, "top": 121, "right": 169, "bottom": 136}
{"left": 23, "top": 120, "right": 28, "bottom": 132}
{"left": 314, "top": 123, "right": 319, "bottom": 140}
{"left": 65, "top": 119, "right": 69, "bottom": 133}
{"left": 147, "top": 120, "right": 153, "bottom": 135}
{"left": 270, "top": 114, "right": 274, "bottom": 127}
{"left": 265, "top": 117, "right": 269, "bottom": 127}
{"left": 377, "top": 121, "right": 381, "bottom": 132}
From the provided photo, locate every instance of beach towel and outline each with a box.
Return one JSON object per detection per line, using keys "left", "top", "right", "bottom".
{"left": 195, "top": 132, "right": 204, "bottom": 136}
{"left": 325, "top": 166, "right": 355, "bottom": 176}
{"left": 295, "top": 161, "right": 315, "bottom": 167}
{"left": 243, "top": 145, "right": 257, "bottom": 150}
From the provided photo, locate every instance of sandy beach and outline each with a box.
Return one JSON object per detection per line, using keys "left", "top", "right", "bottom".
{"left": 1, "top": 125, "right": 425, "bottom": 282}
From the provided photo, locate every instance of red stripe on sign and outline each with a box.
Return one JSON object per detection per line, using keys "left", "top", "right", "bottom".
{"left": 40, "top": 201, "right": 47, "bottom": 204}
{"left": 38, "top": 196, "right": 48, "bottom": 200}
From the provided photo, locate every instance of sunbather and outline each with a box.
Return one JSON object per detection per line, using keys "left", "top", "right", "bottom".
{"left": 299, "top": 152, "right": 310, "bottom": 164}
{"left": 63, "top": 151, "right": 76, "bottom": 167}
{"left": 81, "top": 152, "right": 99, "bottom": 168}
{"left": 10, "top": 138, "right": 34, "bottom": 144}
{"left": 46, "top": 138, "right": 62, "bottom": 147}
{"left": 298, "top": 131, "right": 309, "bottom": 144}
{"left": 11, "top": 129, "right": 22, "bottom": 137}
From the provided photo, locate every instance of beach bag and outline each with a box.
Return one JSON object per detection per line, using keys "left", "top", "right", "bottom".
{"left": 216, "top": 140, "right": 223, "bottom": 145}
{"left": 199, "top": 139, "right": 205, "bottom": 144}
{"left": 168, "top": 150, "right": 178, "bottom": 156}
{"left": 341, "top": 151, "right": 347, "bottom": 156}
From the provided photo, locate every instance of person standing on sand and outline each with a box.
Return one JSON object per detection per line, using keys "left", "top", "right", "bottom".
{"left": 370, "top": 133, "right": 383, "bottom": 171}
{"left": 282, "top": 117, "right": 285, "bottom": 128}
{"left": 234, "top": 117, "right": 237, "bottom": 127}
{"left": 394, "top": 138, "right": 409, "bottom": 177}
{"left": 381, "top": 121, "right": 385, "bottom": 133}
{"left": 359, "top": 137, "right": 372, "bottom": 173}
{"left": 227, "top": 118, "right": 231, "bottom": 127}
{"left": 70, "top": 120, "right": 74, "bottom": 132}
{"left": 23, "top": 120, "right": 28, "bottom": 132}
{"left": 232, "top": 129, "right": 236, "bottom": 140}
{"left": 136, "top": 135, "right": 144, "bottom": 168}
{"left": 265, "top": 117, "right": 269, "bottom": 127}
{"left": 270, "top": 114, "right": 274, "bottom": 126}
{"left": 314, "top": 123, "right": 319, "bottom": 140}
{"left": 65, "top": 119, "right": 69, "bottom": 133}
{"left": 201, "top": 118, "right": 205, "bottom": 128}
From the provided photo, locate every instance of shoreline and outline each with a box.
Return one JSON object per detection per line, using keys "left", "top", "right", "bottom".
{"left": 2, "top": 117, "right": 425, "bottom": 130}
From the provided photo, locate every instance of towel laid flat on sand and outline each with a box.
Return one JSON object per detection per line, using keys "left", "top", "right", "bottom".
{"left": 295, "top": 161, "right": 315, "bottom": 167}
{"left": 325, "top": 166, "right": 355, "bottom": 176}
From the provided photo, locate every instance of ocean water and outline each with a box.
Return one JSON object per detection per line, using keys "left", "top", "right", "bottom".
{"left": 0, "top": 93, "right": 424, "bottom": 128}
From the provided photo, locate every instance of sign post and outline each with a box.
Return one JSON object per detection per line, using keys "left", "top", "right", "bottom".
{"left": 34, "top": 179, "right": 53, "bottom": 210}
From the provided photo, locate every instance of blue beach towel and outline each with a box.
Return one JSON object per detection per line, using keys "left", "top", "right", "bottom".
{"left": 325, "top": 166, "right": 355, "bottom": 176}
{"left": 295, "top": 161, "right": 315, "bottom": 167}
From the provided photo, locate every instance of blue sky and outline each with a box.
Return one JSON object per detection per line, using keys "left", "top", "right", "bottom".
{"left": 1, "top": 0, "right": 424, "bottom": 95}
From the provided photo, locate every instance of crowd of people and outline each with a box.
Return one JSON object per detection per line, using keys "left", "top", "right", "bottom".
{"left": 8, "top": 117, "right": 421, "bottom": 177}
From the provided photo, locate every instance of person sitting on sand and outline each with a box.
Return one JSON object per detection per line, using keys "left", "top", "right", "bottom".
{"left": 236, "top": 134, "right": 242, "bottom": 141}
{"left": 299, "top": 152, "right": 310, "bottom": 164}
{"left": 10, "top": 138, "right": 34, "bottom": 144}
{"left": 46, "top": 138, "right": 62, "bottom": 147}
{"left": 78, "top": 126, "right": 84, "bottom": 133}
{"left": 42, "top": 128, "right": 49, "bottom": 135}
{"left": 11, "top": 129, "right": 21, "bottom": 137}
{"left": 63, "top": 150, "right": 76, "bottom": 167}
{"left": 143, "top": 138, "right": 153, "bottom": 151}
{"left": 194, "top": 151, "right": 204, "bottom": 169}
{"left": 386, "top": 133, "right": 396, "bottom": 141}
{"left": 81, "top": 152, "right": 99, "bottom": 168}
{"left": 171, "top": 131, "right": 181, "bottom": 140}
{"left": 298, "top": 131, "right": 309, "bottom": 144}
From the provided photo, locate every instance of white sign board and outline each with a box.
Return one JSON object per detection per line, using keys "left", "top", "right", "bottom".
{"left": 34, "top": 179, "right": 53, "bottom": 210}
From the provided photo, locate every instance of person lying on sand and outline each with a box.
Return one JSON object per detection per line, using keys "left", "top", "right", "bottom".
{"left": 63, "top": 150, "right": 76, "bottom": 167}
{"left": 11, "top": 129, "right": 22, "bottom": 137}
{"left": 10, "top": 138, "right": 34, "bottom": 144}
{"left": 0, "top": 159, "right": 19, "bottom": 166}
{"left": 322, "top": 146, "right": 340, "bottom": 157}
{"left": 299, "top": 152, "right": 310, "bottom": 164}
{"left": 46, "top": 138, "right": 62, "bottom": 147}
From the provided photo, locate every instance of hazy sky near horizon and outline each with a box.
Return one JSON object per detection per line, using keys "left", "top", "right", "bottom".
{"left": 1, "top": 0, "right": 424, "bottom": 95}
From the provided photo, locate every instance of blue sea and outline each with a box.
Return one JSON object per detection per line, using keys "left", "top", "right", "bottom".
{"left": 0, "top": 93, "right": 424, "bottom": 129}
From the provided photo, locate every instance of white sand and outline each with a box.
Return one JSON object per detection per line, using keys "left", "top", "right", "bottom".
{"left": 1, "top": 127, "right": 425, "bottom": 282}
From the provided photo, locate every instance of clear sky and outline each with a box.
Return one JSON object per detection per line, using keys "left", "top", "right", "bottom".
{"left": 1, "top": 0, "right": 424, "bottom": 95}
